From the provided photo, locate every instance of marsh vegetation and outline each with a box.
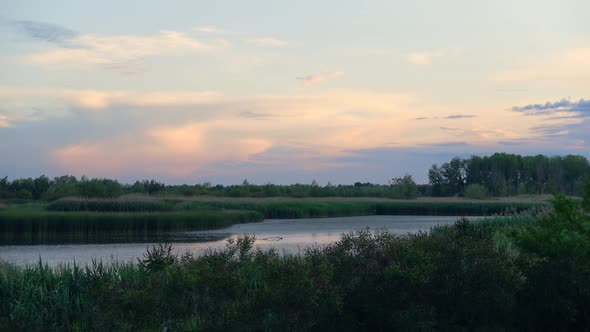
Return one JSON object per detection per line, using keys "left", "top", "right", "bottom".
{"left": 1, "top": 191, "right": 589, "bottom": 331}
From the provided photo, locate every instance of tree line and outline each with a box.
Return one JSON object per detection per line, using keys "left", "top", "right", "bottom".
{"left": 0, "top": 175, "right": 426, "bottom": 201}
{"left": 429, "top": 153, "right": 590, "bottom": 197}
{"left": 1, "top": 153, "right": 588, "bottom": 201}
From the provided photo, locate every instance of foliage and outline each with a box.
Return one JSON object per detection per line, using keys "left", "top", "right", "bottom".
{"left": 389, "top": 174, "right": 418, "bottom": 199}
{"left": 463, "top": 183, "right": 488, "bottom": 200}
{"left": 429, "top": 153, "right": 590, "bottom": 197}
{"left": 138, "top": 243, "right": 178, "bottom": 273}
{"left": 507, "top": 192, "right": 590, "bottom": 330}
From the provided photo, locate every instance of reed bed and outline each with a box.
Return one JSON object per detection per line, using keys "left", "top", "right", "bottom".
{"left": 176, "top": 200, "right": 546, "bottom": 218}
{"left": 46, "top": 198, "right": 547, "bottom": 218}
{"left": 47, "top": 198, "right": 176, "bottom": 212}
{"left": 0, "top": 208, "right": 262, "bottom": 244}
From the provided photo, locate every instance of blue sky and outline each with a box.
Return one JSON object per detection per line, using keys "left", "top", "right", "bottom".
{"left": 0, "top": 1, "right": 589, "bottom": 184}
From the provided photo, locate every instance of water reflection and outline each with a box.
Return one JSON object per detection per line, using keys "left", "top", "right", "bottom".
{"left": 0, "top": 215, "right": 465, "bottom": 266}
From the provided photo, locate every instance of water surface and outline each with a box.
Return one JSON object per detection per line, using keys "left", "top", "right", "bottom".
{"left": 0, "top": 215, "right": 464, "bottom": 266}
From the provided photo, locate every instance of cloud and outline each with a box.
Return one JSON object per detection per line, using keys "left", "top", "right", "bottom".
{"left": 21, "top": 30, "right": 226, "bottom": 68}
{"left": 41, "top": 90, "right": 416, "bottom": 178}
{"left": 239, "top": 111, "right": 272, "bottom": 119}
{"left": 5, "top": 88, "right": 579, "bottom": 182}
{"left": 445, "top": 114, "right": 477, "bottom": 119}
{"left": 529, "top": 124, "right": 569, "bottom": 137}
{"left": 439, "top": 127, "right": 460, "bottom": 131}
{"left": 296, "top": 71, "right": 344, "bottom": 87}
{"left": 497, "top": 139, "right": 532, "bottom": 146}
{"left": 244, "top": 37, "right": 288, "bottom": 47}
{"left": 0, "top": 87, "right": 221, "bottom": 110}
{"left": 420, "top": 141, "right": 470, "bottom": 148}
{"left": 415, "top": 114, "right": 477, "bottom": 121}
{"left": 511, "top": 98, "right": 590, "bottom": 117}
{"left": 509, "top": 98, "right": 589, "bottom": 150}
{"left": 53, "top": 122, "right": 272, "bottom": 177}
{"left": 13, "top": 20, "right": 77, "bottom": 44}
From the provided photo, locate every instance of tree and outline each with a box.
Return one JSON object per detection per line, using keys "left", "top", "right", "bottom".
{"left": 390, "top": 175, "right": 418, "bottom": 199}
{"left": 428, "top": 165, "right": 446, "bottom": 196}
{"left": 32, "top": 175, "right": 50, "bottom": 200}
{"left": 464, "top": 184, "right": 488, "bottom": 200}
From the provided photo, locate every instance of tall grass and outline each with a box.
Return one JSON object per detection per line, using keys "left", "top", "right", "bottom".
{"left": 47, "top": 198, "right": 546, "bottom": 218}
{"left": 177, "top": 200, "right": 546, "bottom": 218}
{"left": 47, "top": 198, "right": 176, "bottom": 212}
{"left": 0, "top": 209, "right": 262, "bottom": 244}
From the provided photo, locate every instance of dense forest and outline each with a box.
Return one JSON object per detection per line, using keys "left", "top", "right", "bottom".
{"left": 429, "top": 153, "right": 590, "bottom": 197}
{"left": 1, "top": 153, "right": 588, "bottom": 201}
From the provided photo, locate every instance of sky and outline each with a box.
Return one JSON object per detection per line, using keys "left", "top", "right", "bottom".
{"left": 0, "top": 0, "right": 589, "bottom": 184}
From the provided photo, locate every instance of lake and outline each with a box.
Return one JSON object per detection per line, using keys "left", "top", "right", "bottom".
{"left": 0, "top": 215, "right": 464, "bottom": 266}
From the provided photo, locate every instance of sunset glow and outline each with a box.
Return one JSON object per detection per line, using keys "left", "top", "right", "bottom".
{"left": 1, "top": 1, "right": 588, "bottom": 184}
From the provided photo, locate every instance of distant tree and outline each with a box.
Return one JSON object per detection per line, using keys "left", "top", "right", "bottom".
{"left": 431, "top": 153, "right": 590, "bottom": 197}
{"left": 464, "top": 184, "right": 488, "bottom": 200}
{"left": 144, "top": 180, "right": 165, "bottom": 195}
{"left": 390, "top": 174, "right": 418, "bottom": 199}
{"left": 440, "top": 157, "right": 467, "bottom": 195}
{"left": 428, "top": 165, "right": 446, "bottom": 196}
{"left": 32, "top": 175, "right": 50, "bottom": 200}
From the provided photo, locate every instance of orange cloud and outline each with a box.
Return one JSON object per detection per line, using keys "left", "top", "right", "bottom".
{"left": 53, "top": 121, "right": 272, "bottom": 177}
{"left": 45, "top": 89, "right": 551, "bottom": 178}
